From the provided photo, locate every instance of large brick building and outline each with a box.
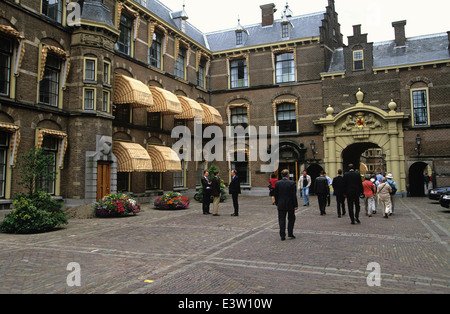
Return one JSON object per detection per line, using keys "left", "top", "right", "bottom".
{"left": 0, "top": 0, "right": 448, "bottom": 208}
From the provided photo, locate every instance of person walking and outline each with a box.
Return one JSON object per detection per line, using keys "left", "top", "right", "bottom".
{"left": 274, "top": 169, "right": 298, "bottom": 241}
{"left": 201, "top": 171, "right": 211, "bottom": 215}
{"left": 229, "top": 169, "right": 241, "bottom": 216}
{"left": 325, "top": 172, "right": 332, "bottom": 207}
{"left": 211, "top": 170, "right": 221, "bottom": 216}
{"left": 377, "top": 177, "right": 392, "bottom": 218}
{"left": 332, "top": 169, "right": 346, "bottom": 217}
{"left": 314, "top": 171, "right": 330, "bottom": 215}
{"left": 269, "top": 174, "right": 278, "bottom": 205}
{"left": 386, "top": 173, "right": 397, "bottom": 215}
{"left": 362, "top": 174, "right": 376, "bottom": 217}
{"left": 343, "top": 164, "right": 364, "bottom": 225}
{"left": 297, "top": 170, "right": 311, "bottom": 206}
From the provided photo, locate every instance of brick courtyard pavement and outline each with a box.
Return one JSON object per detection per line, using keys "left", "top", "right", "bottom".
{"left": 0, "top": 195, "right": 449, "bottom": 294}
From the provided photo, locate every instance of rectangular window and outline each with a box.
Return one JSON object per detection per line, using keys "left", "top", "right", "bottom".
{"left": 149, "top": 33, "right": 162, "bottom": 69}
{"left": 230, "top": 59, "right": 248, "bottom": 88}
{"left": 236, "top": 32, "right": 243, "bottom": 45}
{"left": 173, "top": 160, "right": 185, "bottom": 188}
{"left": 0, "top": 131, "right": 9, "bottom": 198}
{"left": 230, "top": 107, "right": 248, "bottom": 127}
{"left": 42, "top": 0, "right": 63, "bottom": 23}
{"left": 83, "top": 88, "right": 95, "bottom": 110}
{"left": 113, "top": 104, "right": 131, "bottom": 123}
{"left": 117, "top": 14, "right": 133, "bottom": 55}
{"left": 147, "top": 112, "right": 162, "bottom": 129}
{"left": 84, "top": 58, "right": 96, "bottom": 81}
{"left": 0, "top": 37, "right": 12, "bottom": 96}
{"left": 282, "top": 24, "right": 290, "bottom": 38}
{"left": 36, "top": 136, "right": 58, "bottom": 195}
{"left": 39, "top": 54, "right": 61, "bottom": 107}
{"left": 275, "top": 52, "right": 295, "bottom": 83}
{"left": 117, "top": 172, "right": 130, "bottom": 193}
{"left": 174, "top": 48, "right": 185, "bottom": 79}
{"left": 103, "top": 61, "right": 111, "bottom": 85}
{"left": 197, "top": 63, "right": 205, "bottom": 88}
{"left": 102, "top": 90, "right": 110, "bottom": 112}
{"left": 146, "top": 172, "right": 161, "bottom": 190}
{"left": 277, "top": 102, "right": 297, "bottom": 133}
{"left": 353, "top": 50, "right": 364, "bottom": 70}
{"left": 231, "top": 152, "right": 249, "bottom": 185}
{"left": 412, "top": 89, "right": 429, "bottom": 126}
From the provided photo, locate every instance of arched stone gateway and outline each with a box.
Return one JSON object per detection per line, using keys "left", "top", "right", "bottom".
{"left": 314, "top": 89, "right": 409, "bottom": 195}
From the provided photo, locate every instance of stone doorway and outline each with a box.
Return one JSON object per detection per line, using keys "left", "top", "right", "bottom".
{"left": 314, "top": 89, "right": 409, "bottom": 195}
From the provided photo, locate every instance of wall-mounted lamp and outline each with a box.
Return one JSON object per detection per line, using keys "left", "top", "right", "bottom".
{"left": 415, "top": 134, "right": 422, "bottom": 156}
{"left": 310, "top": 140, "right": 318, "bottom": 160}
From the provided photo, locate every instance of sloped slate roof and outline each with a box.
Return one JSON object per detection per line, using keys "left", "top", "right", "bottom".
{"left": 325, "top": 33, "right": 450, "bottom": 74}
{"left": 142, "top": 1, "right": 324, "bottom": 52}
{"left": 205, "top": 12, "right": 325, "bottom": 52}
{"left": 373, "top": 33, "right": 450, "bottom": 68}
{"left": 145, "top": 0, "right": 207, "bottom": 47}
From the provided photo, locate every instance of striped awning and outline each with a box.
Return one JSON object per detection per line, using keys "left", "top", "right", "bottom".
{"left": 113, "top": 142, "right": 153, "bottom": 173}
{"left": 0, "top": 122, "right": 20, "bottom": 167}
{"left": 0, "top": 25, "right": 25, "bottom": 76}
{"left": 39, "top": 44, "right": 70, "bottom": 88}
{"left": 147, "top": 145, "right": 182, "bottom": 173}
{"left": 113, "top": 74, "right": 154, "bottom": 110}
{"left": 36, "top": 129, "right": 68, "bottom": 169}
{"left": 175, "top": 96, "right": 204, "bottom": 120}
{"left": 147, "top": 86, "right": 182, "bottom": 115}
{"left": 199, "top": 103, "right": 223, "bottom": 125}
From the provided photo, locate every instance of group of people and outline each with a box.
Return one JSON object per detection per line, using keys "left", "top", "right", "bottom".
{"left": 200, "top": 165, "right": 398, "bottom": 242}
{"left": 298, "top": 165, "right": 398, "bottom": 222}
{"left": 273, "top": 165, "right": 398, "bottom": 241}
{"left": 201, "top": 169, "right": 241, "bottom": 217}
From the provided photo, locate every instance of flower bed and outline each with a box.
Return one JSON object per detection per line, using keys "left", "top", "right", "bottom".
{"left": 154, "top": 192, "right": 189, "bottom": 210}
{"left": 95, "top": 193, "right": 140, "bottom": 218}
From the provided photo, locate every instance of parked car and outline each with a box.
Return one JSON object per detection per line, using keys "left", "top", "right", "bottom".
{"left": 429, "top": 187, "right": 450, "bottom": 200}
{"left": 439, "top": 192, "right": 450, "bottom": 209}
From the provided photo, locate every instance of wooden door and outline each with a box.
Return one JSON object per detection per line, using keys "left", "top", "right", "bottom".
{"left": 97, "top": 162, "right": 111, "bottom": 201}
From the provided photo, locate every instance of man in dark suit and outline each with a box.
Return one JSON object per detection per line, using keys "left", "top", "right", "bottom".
{"left": 332, "top": 169, "right": 346, "bottom": 217}
{"left": 343, "top": 164, "right": 364, "bottom": 224}
{"left": 274, "top": 169, "right": 298, "bottom": 241}
{"left": 201, "top": 171, "right": 211, "bottom": 215}
{"left": 314, "top": 171, "right": 330, "bottom": 216}
{"left": 228, "top": 169, "right": 241, "bottom": 216}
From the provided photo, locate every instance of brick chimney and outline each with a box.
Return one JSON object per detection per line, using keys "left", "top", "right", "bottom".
{"left": 392, "top": 20, "right": 407, "bottom": 47}
{"left": 260, "top": 3, "right": 277, "bottom": 27}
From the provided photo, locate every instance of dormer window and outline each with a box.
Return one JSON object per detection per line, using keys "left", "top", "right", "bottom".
{"left": 353, "top": 50, "right": 364, "bottom": 70}
{"left": 282, "top": 23, "right": 290, "bottom": 38}
{"left": 236, "top": 31, "right": 243, "bottom": 45}
{"left": 235, "top": 17, "right": 248, "bottom": 46}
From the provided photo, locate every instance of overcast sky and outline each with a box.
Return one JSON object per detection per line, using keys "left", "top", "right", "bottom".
{"left": 158, "top": 0, "right": 450, "bottom": 43}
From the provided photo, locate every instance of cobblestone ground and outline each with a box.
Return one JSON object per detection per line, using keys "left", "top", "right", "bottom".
{"left": 0, "top": 195, "right": 448, "bottom": 294}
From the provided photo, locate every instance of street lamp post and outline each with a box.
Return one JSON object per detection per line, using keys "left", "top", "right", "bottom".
{"left": 310, "top": 140, "right": 318, "bottom": 160}
{"left": 415, "top": 134, "right": 422, "bottom": 156}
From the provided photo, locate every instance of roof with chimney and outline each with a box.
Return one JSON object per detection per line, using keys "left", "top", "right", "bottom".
{"left": 205, "top": 12, "right": 325, "bottom": 52}
{"left": 325, "top": 32, "right": 450, "bottom": 75}
{"left": 139, "top": 0, "right": 324, "bottom": 52}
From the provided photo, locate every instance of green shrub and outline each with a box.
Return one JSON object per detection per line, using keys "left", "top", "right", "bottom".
{"left": 0, "top": 192, "right": 68, "bottom": 234}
